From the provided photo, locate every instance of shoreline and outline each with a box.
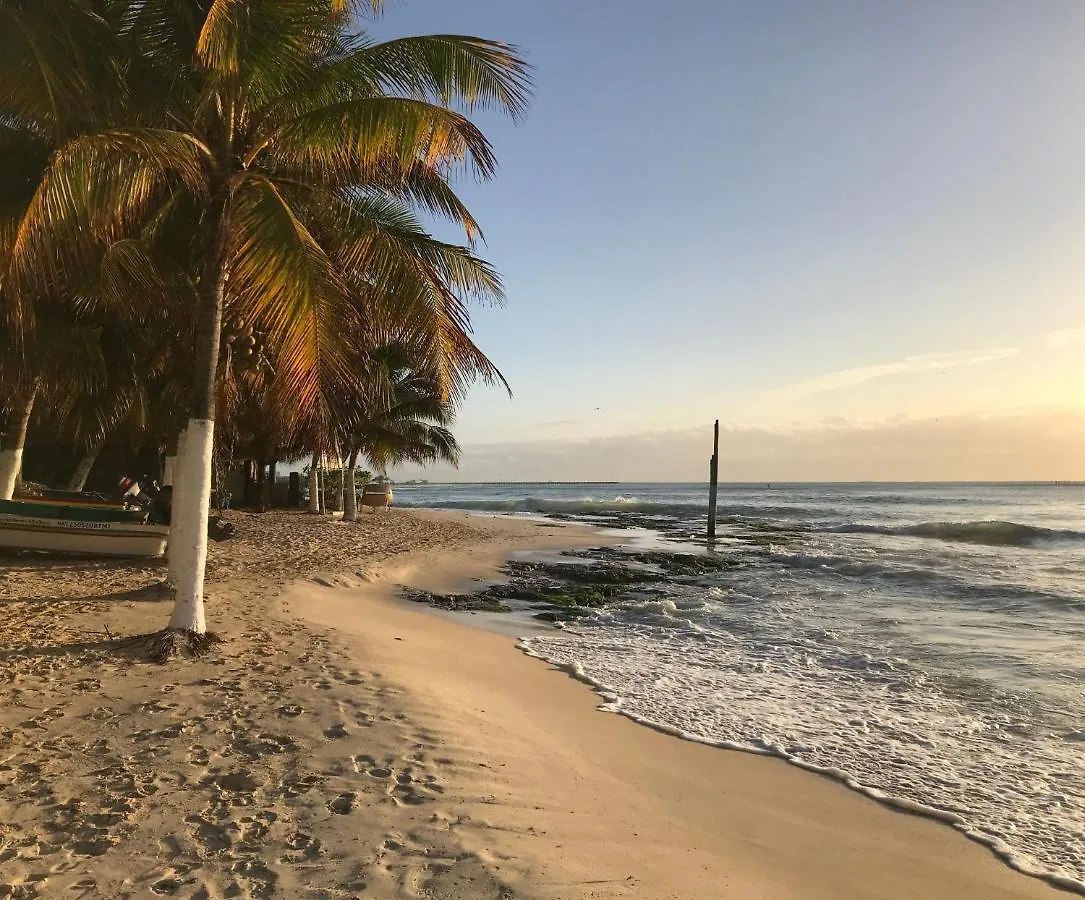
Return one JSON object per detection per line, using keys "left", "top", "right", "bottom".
{"left": 0, "top": 507, "right": 1073, "bottom": 898}
{"left": 516, "top": 644, "right": 1085, "bottom": 897}
{"left": 291, "top": 511, "right": 1070, "bottom": 900}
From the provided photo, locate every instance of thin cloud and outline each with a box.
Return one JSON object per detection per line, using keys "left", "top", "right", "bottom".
{"left": 1043, "top": 327, "right": 1085, "bottom": 348}
{"left": 765, "top": 347, "right": 1020, "bottom": 401}
{"left": 534, "top": 419, "right": 585, "bottom": 429}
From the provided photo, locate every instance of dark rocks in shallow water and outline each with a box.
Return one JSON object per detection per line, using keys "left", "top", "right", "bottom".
{"left": 579, "top": 547, "right": 739, "bottom": 577}
{"left": 398, "top": 543, "right": 742, "bottom": 623}
{"left": 540, "top": 583, "right": 631, "bottom": 609}
{"left": 401, "top": 587, "right": 511, "bottom": 613}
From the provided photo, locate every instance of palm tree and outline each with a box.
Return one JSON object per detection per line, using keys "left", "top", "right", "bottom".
{"left": 0, "top": 309, "right": 113, "bottom": 497}
{"left": 342, "top": 344, "right": 461, "bottom": 522}
{"left": 5, "top": 1, "right": 529, "bottom": 655}
{"left": 0, "top": 0, "right": 123, "bottom": 475}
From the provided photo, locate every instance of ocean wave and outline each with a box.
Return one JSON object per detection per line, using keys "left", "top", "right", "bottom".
{"left": 767, "top": 551, "right": 1084, "bottom": 611}
{"left": 396, "top": 495, "right": 828, "bottom": 521}
{"left": 826, "top": 520, "right": 1085, "bottom": 548}
{"left": 396, "top": 495, "right": 678, "bottom": 515}
{"left": 846, "top": 492, "right": 996, "bottom": 506}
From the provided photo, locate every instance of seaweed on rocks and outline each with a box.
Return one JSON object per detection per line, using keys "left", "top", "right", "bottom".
{"left": 398, "top": 543, "right": 742, "bottom": 625}
{"left": 568, "top": 547, "right": 740, "bottom": 577}
{"left": 400, "top": 587, "right": 513, "bottom": 613}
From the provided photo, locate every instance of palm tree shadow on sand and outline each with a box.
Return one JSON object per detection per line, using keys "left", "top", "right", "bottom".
{"left": 0, "top": 553, "right": 220, "bottom": 661}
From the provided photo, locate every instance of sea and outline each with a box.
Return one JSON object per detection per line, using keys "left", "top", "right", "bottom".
{"left": 394, "top": 481, "right": 1085, "bottom": 892}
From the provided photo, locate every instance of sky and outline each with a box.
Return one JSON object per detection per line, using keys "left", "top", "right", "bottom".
{"left": 367, "top": 0, "right": 1085, "bottom": 481}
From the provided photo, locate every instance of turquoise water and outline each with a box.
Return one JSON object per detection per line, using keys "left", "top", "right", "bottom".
{"left": 397, "top": 482, "right": 1085, "bottom": 892}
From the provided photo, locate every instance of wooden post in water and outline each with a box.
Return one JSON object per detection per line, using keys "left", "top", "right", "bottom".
{"left": 707, "top": 419, "right": 719, "bottom": 540}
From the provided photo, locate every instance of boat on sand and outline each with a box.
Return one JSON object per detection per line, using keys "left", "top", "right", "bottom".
{"left": 360, "top": 481, "right": 394, "bottom": 509}
{"left": 0, "top": 498, "right": 168, "bottom": 557}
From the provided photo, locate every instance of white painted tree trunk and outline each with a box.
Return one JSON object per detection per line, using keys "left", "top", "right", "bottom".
{"left": 0, "top": 382, "right": 39, "bottom": 500}
{"left": 167, "top": 428, "right": 189, "bottom": 588}
{"left": 343, "top": 448, "right": 358, "bottom": 522}
{"left": 308, "top": 452, "right": 320, "bottom": 513}
{"left": 66, "top": 447, "right": 100, "bottom": 492}
{"left": 168, "top": 418, "right": 213, "bottom": 633}
{"left": 0, "top": 449, "right": 23, "bottom": 500}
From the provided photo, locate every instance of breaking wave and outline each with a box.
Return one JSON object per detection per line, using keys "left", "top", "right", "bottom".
{"left": 396, "top": 495, "right": 828, "bottom": 520}
{"left": 827, "top": 520, "right": 1085, "bottom": 548}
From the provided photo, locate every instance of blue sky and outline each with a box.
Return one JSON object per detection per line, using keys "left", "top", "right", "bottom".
{"left": 369, "top": 1, "right": 1085, "bottom": 480}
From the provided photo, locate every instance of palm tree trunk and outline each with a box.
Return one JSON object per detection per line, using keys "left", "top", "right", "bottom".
{"left": 254, "top": 459, "right": 265, "bottom": 510}
{"left": 266, "top": 459, "right": 277, "bottom": 509}
{"left": 0, "top": 379, "right": 40, "bottom": 500}
{"left": 334, "top": 445, "right": 345, "bottom": 513}
{"left": 168, "top": 196, "right": 229, "bottom": 639}
{"left": 308, "top": 452, "right": 320, "bottom": 513}
{"left": 67, "top": 441, "right": 102, "bottom": 492}
{"left": 343, "top": 447, "right": 359, "bottom": 522}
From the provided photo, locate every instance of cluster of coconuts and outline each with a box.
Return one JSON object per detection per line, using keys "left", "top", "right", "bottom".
{"left": 222, "top": 315, "right": 263, "bottom": 370}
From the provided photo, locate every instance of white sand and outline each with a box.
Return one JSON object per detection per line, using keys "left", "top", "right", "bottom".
{"left": 0, "top": 508, "right": 1069, "bottom": 899}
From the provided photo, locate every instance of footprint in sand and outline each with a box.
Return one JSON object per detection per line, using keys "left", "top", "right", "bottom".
{"left": 216, "top": 771, "right": 262, "bottom": 794}
{"left": 138, "top": 699, "right": 178, "bottom": 714}
{"left": 229, "top": 858, "right": 278, "bottom": 898}
{"left": 150, "top": 875, "right": 181, "bottom": 895}
{"left": 275, "top": 704, "right": 304, "bottom": 718}
{"left": 237, "top": 810, "right": 277, "bottom": 844}
{"left": 281, "top": 831, "right": 323, "bottom": 862}
{"left": 280, "top": 773, "right": 324, "bottom": 799}
{"left": 235, "top": 733, "right": 295, "bottom": 758}
{"left": 323, "top": 723, "right": 349, "bottom": 739}
{"left": 327, "top": 792, "right": 356, "bottom": 815}
{"left": 185, "top": 814, "right": 234, "bottom": 853}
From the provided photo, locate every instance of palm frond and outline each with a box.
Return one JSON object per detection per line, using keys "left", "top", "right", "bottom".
{"left": 226, "top": 172, "right": 362, "bottom": 442}
{"left": 265, "top": 96, "right": 497, "bottom": 181}
{"left": 9, "top": 128, "right": 211, "bottom": 303}
{"left": 355, "top": 34, "right": 531, "bottom": 121}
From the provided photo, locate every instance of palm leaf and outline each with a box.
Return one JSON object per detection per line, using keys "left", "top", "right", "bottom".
{"left": 225, "top": 172, "right": 363, "bottom": 442}
{"left": 354, "top": 34, "right": 531, "bottom": 121}
{"left": 9, "top": 128, "right": 211, "bottom": 304}
{"left": 264, "top": 96, "right": 498, "bottom": 181}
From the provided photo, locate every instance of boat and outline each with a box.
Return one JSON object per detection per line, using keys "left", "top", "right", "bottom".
{"left": 22, "top": 488, "right": 126, "bottom": 509}
{"left": 0, "top": 498, "right": 168, "bottom": 557}
{"left": 3, "top": 497, "right": 146, "bottom": 523}
{"left": 360, "top": 481, "right": 394, "bottom": 509}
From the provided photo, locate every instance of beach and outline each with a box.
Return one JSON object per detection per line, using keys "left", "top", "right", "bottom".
{"left": 0, "top": 507, "right": 1070, "bottom": 899}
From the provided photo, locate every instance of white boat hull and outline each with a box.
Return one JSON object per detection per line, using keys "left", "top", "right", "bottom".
{"left": 0, "top": 514, "right": 169, "bottom": 557}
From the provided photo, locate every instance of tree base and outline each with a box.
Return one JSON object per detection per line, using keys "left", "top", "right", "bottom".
{"left": 123, "top": 628, "right": 224, "bottom": 663}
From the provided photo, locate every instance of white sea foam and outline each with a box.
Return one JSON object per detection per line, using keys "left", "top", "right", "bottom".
{"left": 521, "top": 613, "right": 1085, "bottom": 894}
